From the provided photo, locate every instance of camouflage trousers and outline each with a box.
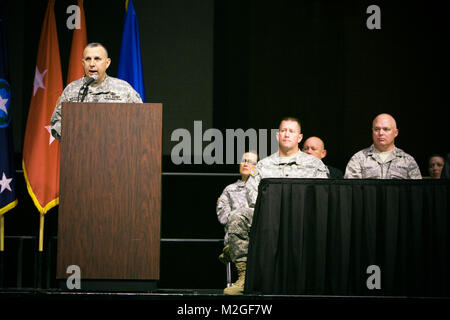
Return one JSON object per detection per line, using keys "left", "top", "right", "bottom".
{"left": 226, "top": 207, "right": 254, "bottom": 263}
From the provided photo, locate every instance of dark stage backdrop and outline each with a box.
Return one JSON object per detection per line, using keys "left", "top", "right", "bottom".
{"left": 2, "top": 0, "right": 449, "bottom": 174}
{"left": 1, "top": 0, "right": 449, "bottom": 290}
{"left": 214, "top": 0, "right": 450, "bottom": 173}
{"left": 2, "top": 0, "right": 214, "bottom": 161}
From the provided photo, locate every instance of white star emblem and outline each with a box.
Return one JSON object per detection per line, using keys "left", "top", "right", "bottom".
{"left": 33, "top": 66, "right": 47, "bottom": 96}
{"left": 0, "top": 172, "right": 13, "bottom": 193}
{"left": 0, "top": 97, "right": 8, "bottom": 115}
{"left": 45, "top": 125, "right": 56, "bottom": 145}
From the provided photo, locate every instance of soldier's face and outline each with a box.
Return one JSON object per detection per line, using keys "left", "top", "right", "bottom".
{"left": 428, "top": 156, "right": 444, "bottom": 179}
{"left": 302, "top": 137, "right": 326, "bottom": 160}
{"left": 372, "top": 115, "right": 398, "bottom": 151}
{"left": 240, "top": 153, "right": 257, "bottom": 179}
{"left": 82, "top": 46, "right": 111, "bottom": 83}
{"left": 278, "top": 120, "right": 303, "bottom": 152}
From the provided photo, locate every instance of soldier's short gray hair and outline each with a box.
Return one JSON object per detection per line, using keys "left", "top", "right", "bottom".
{"left": 85, "top": 42, "right": 109, "bottom": 58}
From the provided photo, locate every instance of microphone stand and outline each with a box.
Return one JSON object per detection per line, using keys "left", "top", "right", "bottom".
{"left": 77, "top": 76, "right": 97, "bottom": 102}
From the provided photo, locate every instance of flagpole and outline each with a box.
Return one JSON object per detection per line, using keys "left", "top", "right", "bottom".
{"left": 39, "top": 213, "right": 45, "bottom": 252}
{"left": 0, "top": 215, "right": 4, "bottom": 251}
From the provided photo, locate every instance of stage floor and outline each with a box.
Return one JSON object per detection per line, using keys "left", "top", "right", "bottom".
{"left": 1, "top": 287, "right": 448, "bottom": 318}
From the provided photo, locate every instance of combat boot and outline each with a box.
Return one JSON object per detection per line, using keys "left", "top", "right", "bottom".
{"left": 223, "top": 262, "right": 246, "bottom": 295}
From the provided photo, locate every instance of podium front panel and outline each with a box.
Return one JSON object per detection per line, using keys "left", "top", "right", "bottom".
{"left": 57, "top": 102, "right": 162, "bottom": 280}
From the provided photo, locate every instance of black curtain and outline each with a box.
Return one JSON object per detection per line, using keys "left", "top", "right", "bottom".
{"left": 245, "top": 178, "right": 450, "bottom": 296}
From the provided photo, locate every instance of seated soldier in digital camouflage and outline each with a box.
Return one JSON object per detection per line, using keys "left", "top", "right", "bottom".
{"left": 344, "top": 113, "right": 422, "bottom": 179}
{"left": 223, "top": 117, "right": 329, "bottom": 295}
{"left": 216, "top": 151, "right": 258, "bottom": 264}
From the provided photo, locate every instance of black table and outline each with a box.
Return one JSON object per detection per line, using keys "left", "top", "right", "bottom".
{"left": 245, "top": 178, "right": 450, "bottom": 296}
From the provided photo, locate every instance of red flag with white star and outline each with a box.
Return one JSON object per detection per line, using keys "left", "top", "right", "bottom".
{"left": 22, "top": 0, "right": 62, "bottom": 250}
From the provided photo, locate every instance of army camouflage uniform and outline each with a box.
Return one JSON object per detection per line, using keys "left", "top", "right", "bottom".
{"left": 226, "top": 151, "right": 329, "bottom": 263}
{"left": 50, "top": 75, "right": 142, "bottom": 141}
{"left": 216, "top": 179, "right": 250, "bottom": 244}
{"left": 344, "top": 145, "right": 422, "bottom": 179}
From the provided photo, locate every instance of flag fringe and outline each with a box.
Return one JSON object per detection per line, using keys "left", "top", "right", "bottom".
{"left": 0, "top": 199, "right": 18, "bottom": 216}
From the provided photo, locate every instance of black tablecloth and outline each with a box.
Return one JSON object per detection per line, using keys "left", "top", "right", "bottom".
{"left": 245, "top": 178, "right": 450, "bottom": 296}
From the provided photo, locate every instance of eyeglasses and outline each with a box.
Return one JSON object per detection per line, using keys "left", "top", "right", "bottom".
{"left": 241, "top": 159, "right": 257, "bottom": 165}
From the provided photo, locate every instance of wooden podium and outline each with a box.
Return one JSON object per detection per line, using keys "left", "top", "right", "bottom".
{"left": 56, "top": 102, "right": 162, "bottom": 291}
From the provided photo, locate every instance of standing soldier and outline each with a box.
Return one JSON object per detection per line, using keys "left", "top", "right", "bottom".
{"left": 51, "top": 43, "right": 142, "bottom": 141}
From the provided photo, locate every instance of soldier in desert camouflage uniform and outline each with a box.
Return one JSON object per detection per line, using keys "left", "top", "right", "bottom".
{"left": 51, "top": 43, "right": 142, "bottom": 141}
{"left": 344, "top": 113, "right": 422, "bottom": 179}
{"left": 223, "top": 117, "right": 329, "bottom": 295}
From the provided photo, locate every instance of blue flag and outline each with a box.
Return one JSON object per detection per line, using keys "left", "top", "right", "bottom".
{"left": 0, "top": 13, "right": 17, "bottom": 216}
{"left": 117, "top": 0, "right": 146, "bottom": 102}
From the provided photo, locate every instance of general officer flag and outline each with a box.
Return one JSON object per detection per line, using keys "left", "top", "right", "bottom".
{"left": 22, "top": 0, "right": 63, "bottom": 251}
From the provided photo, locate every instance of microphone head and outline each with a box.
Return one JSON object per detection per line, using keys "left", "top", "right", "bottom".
{"left": 84, "top": 74, "right": 98, "bottom": 87}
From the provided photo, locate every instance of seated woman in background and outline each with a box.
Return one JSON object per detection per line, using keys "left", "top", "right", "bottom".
{"left": 427, "top": 154, "right": 445, "bottom": 179}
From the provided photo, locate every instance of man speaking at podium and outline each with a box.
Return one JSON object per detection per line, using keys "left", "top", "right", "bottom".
{"left": 51, "top": 42, "right": 143, "bottom": 141}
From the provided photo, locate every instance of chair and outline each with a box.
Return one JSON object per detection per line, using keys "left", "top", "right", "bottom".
{"left": 226, "top": 262, "right": 232, "bottom": 287}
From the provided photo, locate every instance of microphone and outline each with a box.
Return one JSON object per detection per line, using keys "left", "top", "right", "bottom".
{"left": 83, "top": 75, "right": 98, "bottom": 88}
{"left": 78, "top": 75, "right": 98, "bottom": 102}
